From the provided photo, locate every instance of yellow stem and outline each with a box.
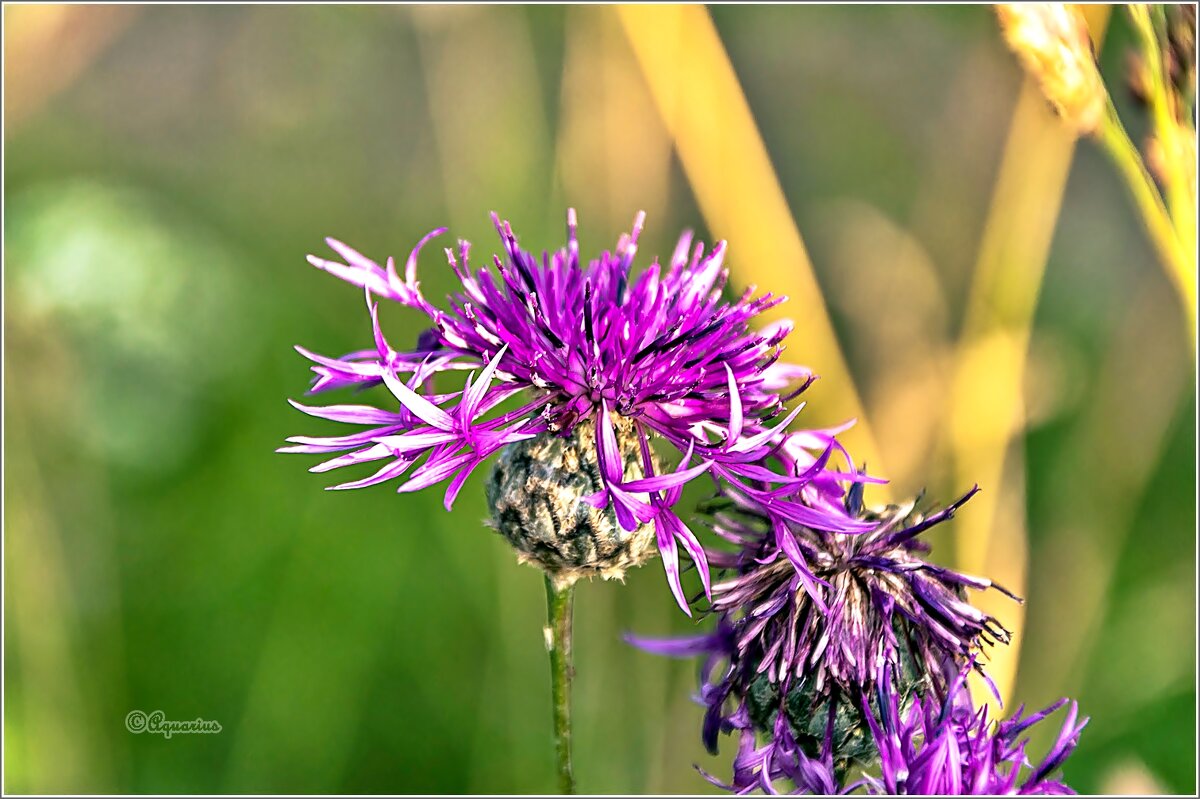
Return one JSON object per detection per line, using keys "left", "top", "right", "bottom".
{"left": 952, "top": 3, "right": 1114, "bottom": 712}
{"left": 1095, "top": 96, "right": 1197, "bottom": 355}
{"left": 616, "top": 4, "right": 888, "bottom": 493}
{"left": 1129, "top": 5, "right": 1193, "bottom": 240}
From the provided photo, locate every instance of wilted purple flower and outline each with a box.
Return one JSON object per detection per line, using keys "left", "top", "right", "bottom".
{"left": 280, "top": 211, "right": 869, "bottom": 609}
{"left": 712, "top": 478, "right": 1015, "bottom": 690}
{"left": 633, "top": 464, "right": 1017, "bottom": 774}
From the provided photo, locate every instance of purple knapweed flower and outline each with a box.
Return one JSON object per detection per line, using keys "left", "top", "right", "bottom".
{"left": 632, "top": 462, "right": 1017, "bottom": 773}
{"left": 859, "top": 666, "right": 1088, "bottom": 795}
{"left": 280, "top": 211, "right": 870, "bottom": 610}
{"left": 708, "top": 478, "right": 1016, "bottom": 693}
{"left": 697, "top": 665, "right": 1088, "bottom": 795}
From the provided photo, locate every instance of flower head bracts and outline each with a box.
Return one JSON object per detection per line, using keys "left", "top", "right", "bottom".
{"left": 281, "top": 211, "right": 872, "bottom": 610}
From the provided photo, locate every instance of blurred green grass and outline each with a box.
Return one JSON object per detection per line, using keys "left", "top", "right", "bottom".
{"left": 4, "top": 5, "right": 1195, "bottom": 794}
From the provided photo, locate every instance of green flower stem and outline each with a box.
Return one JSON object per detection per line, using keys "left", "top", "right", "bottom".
{"left": 544, "top": 575, "right": 577, "bottom": 795}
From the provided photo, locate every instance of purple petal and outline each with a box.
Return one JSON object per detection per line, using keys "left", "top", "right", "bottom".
{"left": 656, "top": 521, "right": 691, "bottom": 615}
{"left": 623, "top": 630, "right": 723, "bottom": 657}
{"left": 380, "top": 369, "right": 455, "bottom": 431}
{"left": 396, "top": 451, "right": 472, "bottom": 494}
{"left": 617, "top": 459, "right": 713, "bottom": 493}
{"left": 724, "top": 364, "right": 744, "bottom": 445}
{"left": 288, "top": 399, "right": 401, "bottom": 426}
{"left": 405, "top": 227, "right": 448, "bottom": 286}
{"left": 327, "top": 457, "right": 414, "bottom": 490}
{"left": 596, "top": 400, "right": 624, "bottom": 485}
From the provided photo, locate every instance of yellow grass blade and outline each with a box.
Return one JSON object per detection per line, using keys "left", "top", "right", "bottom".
{"left": 616, "top": 5, "right": 887, "bottom": 490}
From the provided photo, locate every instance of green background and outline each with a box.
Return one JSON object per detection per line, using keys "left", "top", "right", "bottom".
{"left": 4, "top": 5, "right": 1195, "bottom": 794}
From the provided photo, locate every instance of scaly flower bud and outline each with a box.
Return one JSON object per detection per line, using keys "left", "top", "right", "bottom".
{"left": 486, "top": 415, "right": 659, "bottom": 585}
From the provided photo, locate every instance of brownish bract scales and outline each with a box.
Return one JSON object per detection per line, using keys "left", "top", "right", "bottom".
{"left": 486, "top": 415, "right": 658, "bottom": 584}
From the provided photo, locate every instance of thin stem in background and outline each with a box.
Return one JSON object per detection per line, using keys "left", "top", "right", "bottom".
{"left": 1130, "top": 5, "right": 1195, "bottom": 248}
{"left": 1095, "top": 90, "right": 1197, "bottom": 356}
{"left": 544, "top": 575, "right": 576, "bottom": 795}
{"left": 949, "top": 5, "right": 1112, "bottom": 711}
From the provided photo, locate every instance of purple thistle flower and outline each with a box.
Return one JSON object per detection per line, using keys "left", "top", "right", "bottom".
{"left": 633, "top": 462, "right": 1018, "bottom": 775}
{"left": 859, "top": 666, "right": 1089, "bottom": 795}
{"left": 280, "top": 211, "right": 870, "bottom": 609}
{"left": 709, "top": 479, "right": 1016, "bottom": 693}
{"left": 696, "top": 665, "right": 1087, "bottom": 795}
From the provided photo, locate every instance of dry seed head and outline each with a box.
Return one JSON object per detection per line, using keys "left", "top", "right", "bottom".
{"left": 995, "top": 3, "right": 1107, "bottom": 135}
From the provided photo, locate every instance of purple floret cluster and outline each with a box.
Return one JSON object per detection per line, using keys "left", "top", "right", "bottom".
{"left": 859, "top": 665, "right": 1087, "bottom": 796}
{"left": 695, "top": 663, "right": 1087, "bottom": 795}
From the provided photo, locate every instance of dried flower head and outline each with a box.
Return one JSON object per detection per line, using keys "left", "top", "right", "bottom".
{"left": 280, "top": 211, "right": 868, "bottom": 605}
{"left": 995, "top": 3, "right": 1107, "bottom": 135}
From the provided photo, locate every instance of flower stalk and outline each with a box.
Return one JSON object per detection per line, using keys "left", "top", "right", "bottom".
{"left": 544, "top": 575, "right": 576, "bottom": 795}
